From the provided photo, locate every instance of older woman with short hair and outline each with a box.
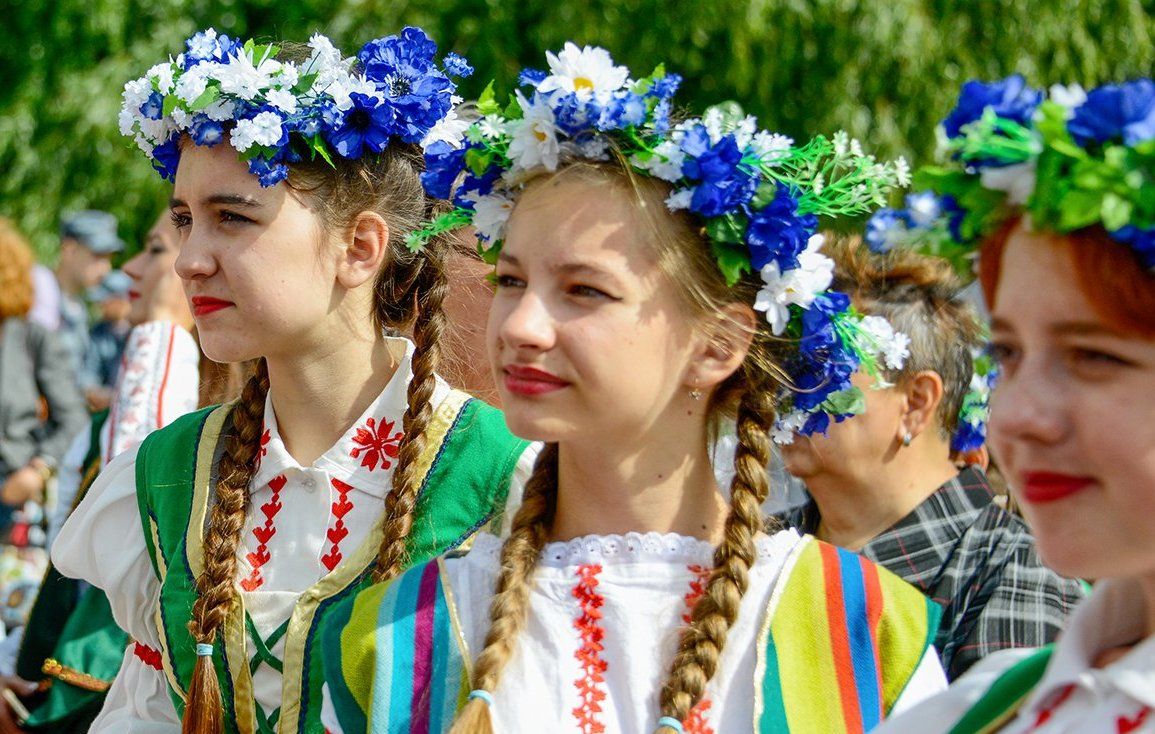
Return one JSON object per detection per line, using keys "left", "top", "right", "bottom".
{"left": 777, "top": 236, "right": 1084, "bottom": 680}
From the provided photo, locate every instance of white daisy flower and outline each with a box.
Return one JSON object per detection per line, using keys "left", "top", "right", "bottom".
{"left": 466, "top": 192, "right": 516, "bottom": 243}
{"left": 266, "top": 88, "right": 298, "bottom": 114}
{"left": 536, "top": 42, "right": 629, "bottom": 100}
{"left": 327, "top": 73, "right": 378, "bottom": 111}
{"left": 858, "top": 315, "right": 911, "bottom": 371}
{"left": 753, "top": 235, "right": 834, "bottom": 335}
{"left": 212, "top": 50, "right": 277, "bottom": 100}
{"left": 421, "top": 108, "right": 471, "bottom": 150}
{"left": 507, "top": 92, "right": 560, "bottom": 172}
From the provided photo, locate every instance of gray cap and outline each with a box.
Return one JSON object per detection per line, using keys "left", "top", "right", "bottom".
{"left": 60, "top": 210, "right": 124, "bottom": 254}
{"left": 87, "top": 270, "right": 133, "bottom": 302}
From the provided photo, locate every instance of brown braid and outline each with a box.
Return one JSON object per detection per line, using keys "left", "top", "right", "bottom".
{"left": 373, "top": 240, "right": 450, "bottom": 582}
{"left": 182, "top": 359, "right": 269, "bottom": 734}
{"left": 655, "top": 384, "right": 775, "bottom": 731}
{"left": 448, "top": 444, "right": 558, "bottom": 734}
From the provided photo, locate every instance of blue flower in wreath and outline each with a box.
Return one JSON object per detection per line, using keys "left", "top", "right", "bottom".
{"left": 420, "top": 140, "right": 468, "bottom": 200}
{"left": 151, "top": 136, "right": 182, "bottom": 182}
{"left": 942, "top": 75, "right": 1043, "bottom": 138}
{"left": 326, "top": 93, "right": 396, "bottom": 158}
{"left": 358, "top": 27, "right": 455, "bottom": 142}
{"left": 680, "top": 126, "right": 757, "bottom": 217}
{"left": 745, "top": 183, "right": 818, "bottom": 269}
{"left": 248, "top": 157, "right": 290, "bottom": 187}
{"left": 864, "top": 208, "right": 910, "bottom": 253}
{"left": 189, "top": 115, "right": 225, "bottom": 147}
{"left": 140, "top": 92, "right": 165, "bottom": 121}
{"left": 1068, "top": 79, "right": 1155, "bottom": 146}
{"left": 951, "top": 420, "right": 986, "bottom": 454}
{"left": 443, "top": 53, "right": 474, "bottom": 78}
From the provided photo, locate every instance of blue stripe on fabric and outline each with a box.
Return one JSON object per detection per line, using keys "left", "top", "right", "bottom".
{"left": 368, "top": 568, "right": 421, "bottom": 730}
{"left": 429, "top": 574, "right": 455, "bottom": 732}
{"left": 836, "top": 546, "right": 882, "bottom": 730}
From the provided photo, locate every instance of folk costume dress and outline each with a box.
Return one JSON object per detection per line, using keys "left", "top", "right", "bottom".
{"left": 53, "top": 336, "right": 537, "bottom": 734}
{"left": 17, "top": 320, "right": 200, "bottom": 733}
{"left": 322, "top": 528, "right": 950, "bottom": 734}
{"left": 872, "top": 577, "right": 1155, "bottom": 734}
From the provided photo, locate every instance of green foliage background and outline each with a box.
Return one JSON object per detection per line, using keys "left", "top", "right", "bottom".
{"left": 2, "top": 0, "right": 1152, "bottom": 260}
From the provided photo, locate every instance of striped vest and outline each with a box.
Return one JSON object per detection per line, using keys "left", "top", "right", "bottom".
{"left": 325, "top": 534, "right": 942, "bottom": 733}
{"left": 134, "top": 391, "right": 528, "bottom": 734}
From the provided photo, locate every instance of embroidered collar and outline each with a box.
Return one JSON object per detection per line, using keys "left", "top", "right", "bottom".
{"left": 1023, "top": 576, "right": 1155, "bottom": 712}
{"left": 251, "top": 336, "right": 416, "bottom": 497}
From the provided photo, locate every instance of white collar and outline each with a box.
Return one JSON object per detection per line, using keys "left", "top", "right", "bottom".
{"left": 1025, "top": 577, "right": 1155, "bottom": 711}
{"left": 251, "top": 336, "right": 416, "bottom": 499}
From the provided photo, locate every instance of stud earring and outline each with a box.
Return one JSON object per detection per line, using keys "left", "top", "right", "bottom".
{"left": 902, "top": 432, "right": 913, "bottom": 447}
{"left": 689, "top": 387, "right": 703, "bottom": 400}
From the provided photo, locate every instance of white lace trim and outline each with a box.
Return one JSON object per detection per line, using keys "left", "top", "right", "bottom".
{"left": 467, "top": 528, "right": 800, "bottom": 568}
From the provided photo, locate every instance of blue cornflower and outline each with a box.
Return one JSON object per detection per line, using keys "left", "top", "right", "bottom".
{"left": 942, "top": 75, "right": 1043, "bottom": 138}
{"left": 650, "top": 99, "right": 673, "bottom": 134}
{"left": 800, "top": 411, "right": 832, "bottom": 437}
{"left": 421, "top": 140, "right": 468, "bottom": 199}
{"left": 864, "top": 208, "right": 910, "bottom": 253}
{"left": 680, "top": 126, "right": 757, "bottom": 217}
{"left": 189, "top": 115, "right": 225, "bottom": 147}
{"left": 140, "top": 92, "right": 164, "bottom": 121}
{"left": 1110, "top": 223, "right": 1155, "bottom": 269}
{"left": 1068, "top": 79, "right": 1155, "bottom": 146}
{"left": 650, "top": 74, "right": 682, "bottom": 100}
{"left": 598, "top": 92, "right": 646, "bottom": 130}
{"left": 454, "top": 168, "right": 502, "bottom": 209}
{"left": 552, "top": 92, "right": 600, "bottom": 137}
{"left": 357, "top": 27, "right": 455, "bottom": 142}
{"left": 745, "top": 183, "right": 818, "bottom": 269}
{"left": 951, "top": 420, "right": 986, "bottom": 453}
{"left": 248, "top": 156, "right": 290, "bottom": 187}
{"left": 519, "top": 68, "right": 548, "bottom": 87}
{"left": 941, "top": 195, "right": 969, "bottom": 243}
{"left": 151, "top": 136, "right": 181, "bottom": 182}
{"left": 326, "top": 93, "right": 396, "bottom": 158}
{"left": 443, "top": 52, "right": 474, "bottom": 78}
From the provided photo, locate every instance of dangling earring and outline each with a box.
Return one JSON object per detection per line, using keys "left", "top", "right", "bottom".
{"left": 689, "top": 386, "right": 703, "bottom": 400}
{"left": 902, "top": 432, "right": 913, "bottom": 447}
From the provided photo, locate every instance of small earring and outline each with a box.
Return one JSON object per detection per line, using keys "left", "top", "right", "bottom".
{"left": 902, "top": 432, "right": 913, "bottom": 447}
{"left": 689, "top": 387, "right": 703, "bottom": 401}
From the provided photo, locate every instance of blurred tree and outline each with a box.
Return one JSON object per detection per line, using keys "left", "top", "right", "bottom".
{"left": 1, "top": 0, "right": 1151, "bottom": 259}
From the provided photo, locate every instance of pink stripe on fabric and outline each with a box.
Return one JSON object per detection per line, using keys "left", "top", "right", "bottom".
{"left": 410, "top": 562, "right": 441, "bottom": 733}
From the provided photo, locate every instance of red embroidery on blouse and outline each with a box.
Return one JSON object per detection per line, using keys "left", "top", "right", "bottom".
{"left": 681, "top": 567, "right": 716, "bottom": 734}
{"left": 572, "top": 564, "right": 607, "bottom": 734}
{"left": 240, "top": 474, "right": 286, "bottom": 591}
{"left": 254, "top": 427, "right": 271, "bottom": 470}
{"left": 683, "top": 564, "right": 711, "bottom": 624}
{"left": 133, "top": 642, "right": 163, "bottom": 670}
{"left": 321, "top": 478, "right": 355, "bottom": 571}
{"left": 349, "top": 417, "right": 404, "bottom": 472}
{"left": 1030, "top": 684, "right": 1076, "bottom": 730}
{"left": 1118, "top": 706, "right": 1153, "bottom": 734}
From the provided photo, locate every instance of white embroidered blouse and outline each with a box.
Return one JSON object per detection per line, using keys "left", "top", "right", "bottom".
{"left": 53, "top": 337, "right": 538, "bottom": 732}
{"left": 873, "top": 577, "right": 1155, "bottom": 734}
{"left": 322, "top": 528, "right": 948, "bottom": 734}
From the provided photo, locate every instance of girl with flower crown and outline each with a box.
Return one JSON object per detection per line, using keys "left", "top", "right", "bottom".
{"left": 52, "top": 28, "right": 536, "bottom": 734}
{"left": 869, "top": 77, "right": 1155, "bottom": 733}
{"left": 320, "top": 44, "right": 948, "bottom": 734}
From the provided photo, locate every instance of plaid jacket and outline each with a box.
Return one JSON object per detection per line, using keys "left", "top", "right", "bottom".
{"left": 779, "top": 467, "right": 1086, "bottom": 680}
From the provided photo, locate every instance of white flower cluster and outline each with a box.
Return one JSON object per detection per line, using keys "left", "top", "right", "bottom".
{"left": 753, "top": 234, "right": 835, "bottom": 336}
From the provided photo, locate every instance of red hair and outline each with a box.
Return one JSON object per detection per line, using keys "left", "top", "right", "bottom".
{"left": 979, "top": 217, "right": 1155, "bottom": 338}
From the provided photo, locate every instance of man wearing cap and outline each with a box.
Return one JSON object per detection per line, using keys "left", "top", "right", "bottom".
{"left": 82, "top": 271, "right": 133, "bottom": 411}
{"left": 28, "top": 211, "right": 124, "bottom": 387}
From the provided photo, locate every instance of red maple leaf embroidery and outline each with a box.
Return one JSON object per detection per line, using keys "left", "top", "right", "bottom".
{"left": 349, "top": 417, "right": 404, "bottom": 472}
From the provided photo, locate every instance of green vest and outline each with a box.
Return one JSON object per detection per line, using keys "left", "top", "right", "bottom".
{"left": 134, "top": 391, "right": 528, "bottom": 734}
{"left": 17, "top": 409, "right": 127, "bottom": 734}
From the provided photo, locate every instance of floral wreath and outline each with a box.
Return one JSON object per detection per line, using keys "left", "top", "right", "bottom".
{"left": 119, "top": 27, "right": 473, "bottom": 187}
{"left": 879, "top": 75, "right": 1155, "bottom": 272}
{"left": 406, "top": 43, "right": 912, "bottom": 442}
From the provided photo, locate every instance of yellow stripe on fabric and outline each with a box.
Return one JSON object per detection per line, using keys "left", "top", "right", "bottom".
{"left": 752, "top": 534, "right": 806, "bottom": 729}
{"left": 185, "top": 403, "right": 231, "bottom": 578}
{"left": 436, "top": 557, "right": 474, "bottom": 686}
{"left": 339, "top": 581, "right": 393, "bottom": 714}
{"left": 875, "top": 564, "right": 933, "bottom": 713}
{"left": 223, "top": 600, "right": 257, "bottom": 734}
{"left": 149, "top": 516, "right": 187, "bottom": 704}
{"left": 277, "top": 390, "right": 468, "bottom": 734}
{"left": 770, "top": 538, "right": 849, "bottom": 734}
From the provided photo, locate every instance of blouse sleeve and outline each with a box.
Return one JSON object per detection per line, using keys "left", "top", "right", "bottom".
{"left": 103, "top": 321, "right": 200, "bottom": 464}
{"left": 50, "top": 444, "right": 161, "bottom": 645}
{"left": 88, "top": 645, "right": 181, "bottom": 734}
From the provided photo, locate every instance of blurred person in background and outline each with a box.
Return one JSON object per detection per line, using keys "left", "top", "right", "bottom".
{"left": 440, "top": 228, "right": 501, "bottom": 406}
{"left": 81, "top": 271, "right": 133, "bottom": 412}
{"left": 777, "top": 236, "right": 1084, "bottom": 680}
{"left": 27, "top": 211, "right": 123, "bottom": 389}
{"left": 0, "top": 211, "right": 250, "bottom": 734}
{"left": 0, "top": 220, "right": 87, "bottom": 530}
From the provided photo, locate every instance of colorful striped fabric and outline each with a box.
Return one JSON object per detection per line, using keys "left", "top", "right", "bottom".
{"left": 757, "top": 538, "right": 942, "bottom": 733}
{"left": 325, "top": 560, "right": 469, "bottom": 734}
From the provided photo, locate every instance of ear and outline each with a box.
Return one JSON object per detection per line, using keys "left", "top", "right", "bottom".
{"left": 899, "top": 370, "right": 945, "bottom": 441}
{"left": 334, "top": 212, "right": 390, "bottom": 290}
{"left": 685, "top": 302, "right": 756, "bottom": 393}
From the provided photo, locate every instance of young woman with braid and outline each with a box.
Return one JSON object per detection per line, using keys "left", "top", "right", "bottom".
{"left": 321, "top": 45, "right": 946, "bottom": 734}
{"left": 52, "top": 29, "right": 535, "bottom": 734}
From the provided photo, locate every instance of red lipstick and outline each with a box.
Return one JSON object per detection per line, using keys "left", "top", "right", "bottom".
{"left": 503, "top": 364, "right": 570, "bottom": 396}
{"left": 128, "top": 290, "right": 141, "bottom": 301}
{"left": 1020, "top": 471, "right": 1095, "bottom": 504}
{"left": 190, "top": 296, "right": 234, "bottom": 317}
